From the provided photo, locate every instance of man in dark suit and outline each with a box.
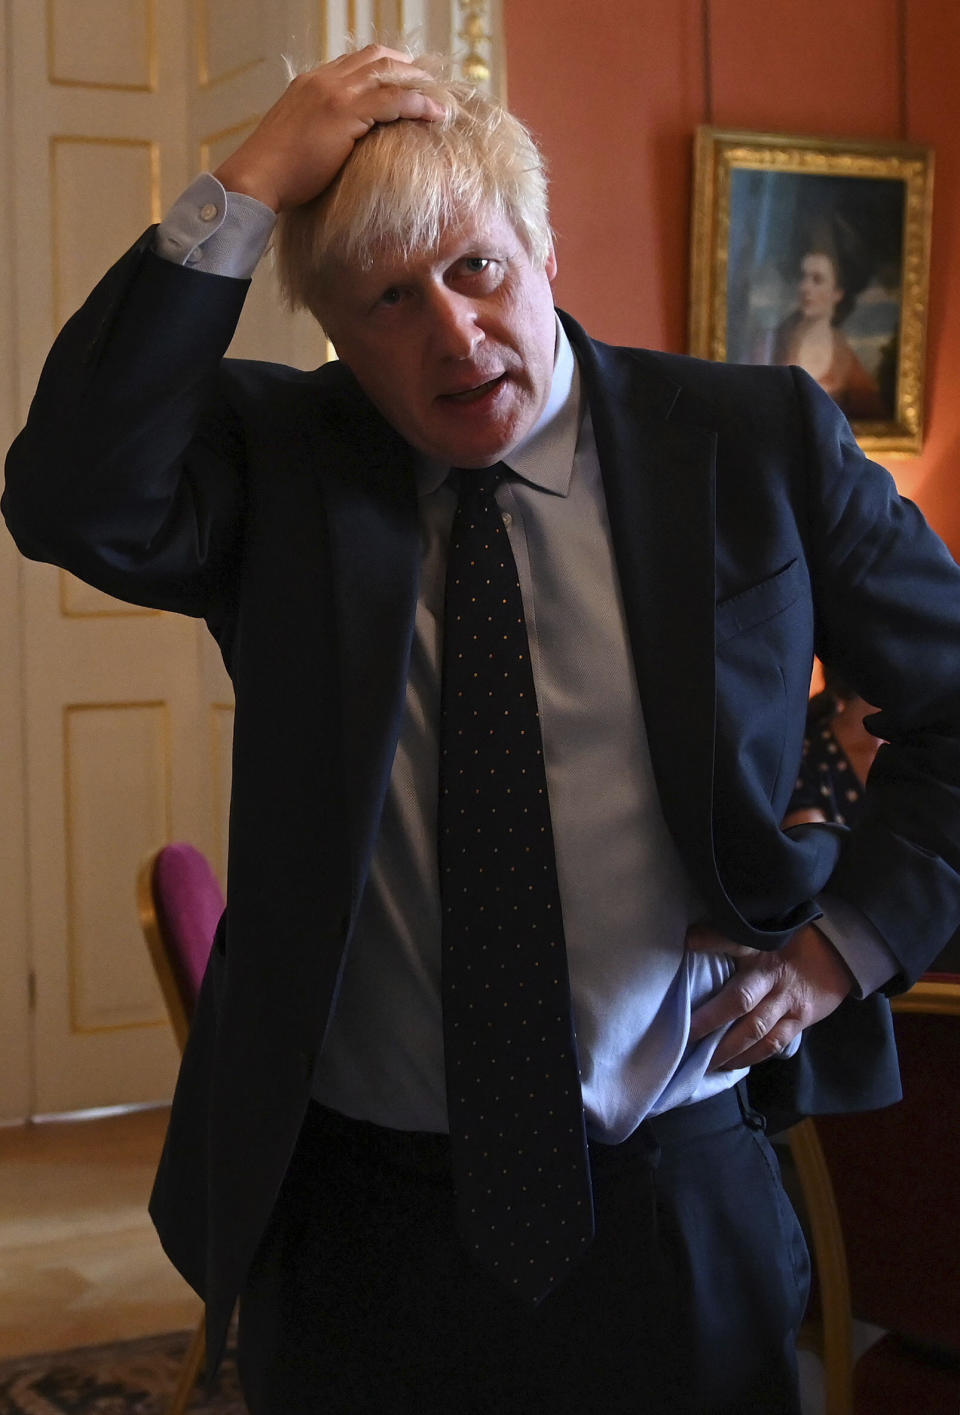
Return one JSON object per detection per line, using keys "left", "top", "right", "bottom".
{"left": 6, "top": 46, "right": 960, "bottom": 1415}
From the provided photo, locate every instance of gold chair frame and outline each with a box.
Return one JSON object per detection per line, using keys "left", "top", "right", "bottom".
{"left": 788, "top": 979, "right": 960, "bottom": 1415}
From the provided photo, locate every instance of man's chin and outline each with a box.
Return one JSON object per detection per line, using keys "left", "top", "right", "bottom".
{"left": 417, "top": 386, "right": 536, "bottom": 468}
{"left": 420, "top": 423, "right": 528, "bottom": 470}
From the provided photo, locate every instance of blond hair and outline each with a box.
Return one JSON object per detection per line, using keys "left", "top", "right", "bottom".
{"left": 274, "top": 56, "right": 551, "bottom": 321}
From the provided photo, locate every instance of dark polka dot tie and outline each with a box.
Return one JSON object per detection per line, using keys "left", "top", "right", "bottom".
{"left": 438, "top": 464, "right": 594, "bottom": 1307}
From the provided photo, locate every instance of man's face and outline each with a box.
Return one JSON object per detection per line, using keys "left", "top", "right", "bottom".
{"left": 318, "top": 207, "right": 558, "bottom": 468}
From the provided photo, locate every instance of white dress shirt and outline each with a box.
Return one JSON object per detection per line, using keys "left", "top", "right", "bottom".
{"left": 153, "top": 175, "right": 895, "bottom": 1143}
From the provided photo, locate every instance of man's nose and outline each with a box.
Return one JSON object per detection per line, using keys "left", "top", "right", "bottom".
{"left": 428, "top": 289, "right": 483, "bottom": 358}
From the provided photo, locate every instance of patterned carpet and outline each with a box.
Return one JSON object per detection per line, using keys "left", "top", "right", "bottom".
{"left": 0, "top": 1330, "right": 247, "bottom": 1414}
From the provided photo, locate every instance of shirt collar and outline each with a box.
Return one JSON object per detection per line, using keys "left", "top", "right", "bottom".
{"left": 416, "top": 315, "right": 581, "bottom": 498}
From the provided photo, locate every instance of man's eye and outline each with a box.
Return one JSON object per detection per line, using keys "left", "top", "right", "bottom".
{"left": 465, "top": 257, "right": 490, "bottom": 273}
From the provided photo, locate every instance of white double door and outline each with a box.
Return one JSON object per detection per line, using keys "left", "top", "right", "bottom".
{"left": 0, "top": 0, "right": 502, "bottom": 1120}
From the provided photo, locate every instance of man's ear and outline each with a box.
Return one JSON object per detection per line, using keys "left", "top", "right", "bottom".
{"left": 545, "top": 241, "right": 558, "bottom": 283}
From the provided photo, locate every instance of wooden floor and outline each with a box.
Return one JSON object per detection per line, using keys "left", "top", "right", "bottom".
{"left": 0, "top": 1104, "right": 860, "bottom": 1414}
{"left": 0, "top": 1105, "right": 200, "bottom": 1359}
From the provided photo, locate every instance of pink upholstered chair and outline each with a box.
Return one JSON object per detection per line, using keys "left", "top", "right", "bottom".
{"left": 137, "top": 842, "right": 225, "bottom": 1414}
{"left": 138, "top": 842, "right": 225, "bottom": 1051}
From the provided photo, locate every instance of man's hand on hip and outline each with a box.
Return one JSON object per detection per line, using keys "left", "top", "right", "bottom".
{"left": 213, "top": 45, "right": 445, "bottom": 213}
{"left": 686, "top": 922, "right": 855, "bottom": 1069}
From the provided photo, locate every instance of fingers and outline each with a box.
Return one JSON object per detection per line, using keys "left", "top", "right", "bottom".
{"left": 686, "top": 921, "right": 854, "bottom": 1073}
{"left": 709, "top": 1001, "right": 802, "bottom": 1070}
{"left": 293, "top": 52, "right": 445, "bottom": 125}
{"left": 355, "top": 82, "right": 447, "bottom": 130}
{"left": 687, "top": 961, "right": 778, "bottom": 1044}
{"left": 689, "top": 956, "right": 801, "bottom": 1070}
{"left": 331, "top": 44, "right": 419, "bottom": 74}
{"left": 213, "top": 46, "right": 445, "bottom": 212}
{"left": 329, "top": 45, "right": 446, "bottom": 122}
{"left": 685, "top": 923, "right": 763, "bottom": 1044}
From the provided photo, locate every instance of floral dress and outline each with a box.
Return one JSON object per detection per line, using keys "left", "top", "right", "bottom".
{"left": 788, "top": 721, "right": 865, "bottom": 827}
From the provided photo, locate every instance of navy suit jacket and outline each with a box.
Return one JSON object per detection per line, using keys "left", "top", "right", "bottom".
{"left": 6, "top": 234, "right": 960, "bottom": 1369}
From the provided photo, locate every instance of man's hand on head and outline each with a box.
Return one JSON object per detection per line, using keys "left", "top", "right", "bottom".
{"left": 213, "top": 45, "right": 446, "bottom": 214}
{"left": 686, "top": 921, "right": 855, "bottom": 1070}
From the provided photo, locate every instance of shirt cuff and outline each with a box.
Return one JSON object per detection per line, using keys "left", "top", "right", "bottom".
{"left": 813, "top": 892, "right": 900, "bottom": 997}
{"left": 153, "top": 173, "right": 277, "bottom": 279}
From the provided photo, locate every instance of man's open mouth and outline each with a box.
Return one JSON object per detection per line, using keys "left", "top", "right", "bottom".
{"left": 441, "top": 374, "right": 507, "bottom": 404}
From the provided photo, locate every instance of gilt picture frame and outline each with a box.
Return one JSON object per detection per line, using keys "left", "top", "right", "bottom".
{"left": 689, "top": 128, "right": 933, "bottom": 455}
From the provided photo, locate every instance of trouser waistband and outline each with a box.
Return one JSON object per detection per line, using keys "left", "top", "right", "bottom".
{"left": 589, "top": 1082, "right": 760, "bottom": 1170}
{"left": 304, "top": 1082, "right": 758, "bottom": 1178}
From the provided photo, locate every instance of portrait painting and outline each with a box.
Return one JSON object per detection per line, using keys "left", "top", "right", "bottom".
{"left": 689, "top": 129, "right": 933, "bottom": 454}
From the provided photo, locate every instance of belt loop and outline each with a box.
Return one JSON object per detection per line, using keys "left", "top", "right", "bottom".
{"left": 735, "top": 1079, "right": 766, "bottom": 1132}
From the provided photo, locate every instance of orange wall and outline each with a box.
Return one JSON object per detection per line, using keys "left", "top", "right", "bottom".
{"left": 504, "top": 0, "right": 960, "bottom": 554}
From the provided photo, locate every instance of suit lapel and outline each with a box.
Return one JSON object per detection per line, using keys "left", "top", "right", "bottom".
{"left": 562, "top": 315, "right": 721, "bottom": 891}
{"left": 314, "top": 377, "right": 421, "bottom": 919}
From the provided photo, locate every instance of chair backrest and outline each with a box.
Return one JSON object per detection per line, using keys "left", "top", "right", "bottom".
{"left": 137, "top": 842, "right": 225, "bottom": 1053}
{"left": 812, "top": 977, "right": 960, "bottom": 1352}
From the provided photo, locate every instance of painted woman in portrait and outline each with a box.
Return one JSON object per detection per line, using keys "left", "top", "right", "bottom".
{"left": 773, "top": 233, "right": 887, "bottom": 421}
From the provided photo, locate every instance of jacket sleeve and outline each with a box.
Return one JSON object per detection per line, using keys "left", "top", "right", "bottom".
{"left": 796, "top": 367, "right": 960, "bottom": 989}
{"left": 2, "top": 230, "right": 251, "bottom": 617}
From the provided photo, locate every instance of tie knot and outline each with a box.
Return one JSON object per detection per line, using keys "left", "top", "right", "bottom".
{"left": 453, "top": 464, "right": 507, "bottom": 505}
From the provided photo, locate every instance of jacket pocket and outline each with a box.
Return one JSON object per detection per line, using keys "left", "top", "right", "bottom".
{"left": 716, "top": 558, "right": 804, "bottom": 645}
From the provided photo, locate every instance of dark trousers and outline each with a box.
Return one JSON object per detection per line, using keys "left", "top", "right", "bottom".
{"left": 237, "top": 1087, "right": 809, "bottom": 1415}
